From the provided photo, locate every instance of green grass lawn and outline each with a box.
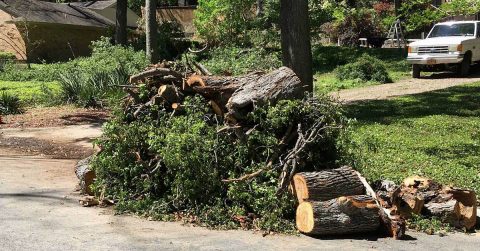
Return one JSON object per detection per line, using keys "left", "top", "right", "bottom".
{"left": 0, "top": 80, "right": 59, "bottom": 105}
{"left": 341, "top": 82, "right": 480, "bottom": 196}
{"left": 313, "top": 46, "right": 411, "bottom": 93}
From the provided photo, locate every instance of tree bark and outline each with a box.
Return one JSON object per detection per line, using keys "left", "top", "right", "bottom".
{"left": 146, "top": 0, "right": 158, "bottom": 63}
{"left": 292, "top": 166, "right": 365, "bottom": 203}
{"left": 296, "top": 195, "right": 380, "bottom": 235}
{"left": 280, "top": 0, "right": 313, "bottom": 91}
{"left": 115, "top": 0, "right": 128, "bottom": 45}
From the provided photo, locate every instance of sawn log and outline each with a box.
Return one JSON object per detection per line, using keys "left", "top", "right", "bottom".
{"left": 292, "top": 166, "right": 365, "bottom": 203}
{"left": 296, "top": 195, "right": 380, "bottom": 235}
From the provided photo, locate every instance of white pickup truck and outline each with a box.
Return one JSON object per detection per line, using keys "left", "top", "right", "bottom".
{"left": 407, "top": 21, "right": 480, "bottom": 78}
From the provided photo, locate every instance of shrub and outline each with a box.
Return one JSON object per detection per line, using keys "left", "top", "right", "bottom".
{"left": 335, "top": 54, "right": 392, "bottom": 83}
{"left": 0, "top": 52, "right": 15, "bottom": 71}
{"left": 59, "top": 67, "right": 128, "bottom": 108}
{"left": 0, "top": 91, "right": 22, "bottom": 115}
{"left": 192, "top": 46, "right": 282, "bottom": 75}
{"left": 91, "top": 94, "right": 346, "bottom": 232}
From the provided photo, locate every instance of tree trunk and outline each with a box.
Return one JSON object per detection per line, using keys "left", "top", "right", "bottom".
{"left": 158, "top": 85, "right": 181, "bottom": 104}
{"left": 292, "top": 166, "right": 365, "bottom": 203}
{"left": 296, "top": 195, "right": 380, "bottom": 235}
{"left": 75, "top": 156, "right": 96, "bottom": 195}
{"left": 280, "top": 0, "right": 313, "bottom": 91}
{"left": 424, "top": 199, "right": 461, "bottom": 226}
{"left": 115, "top": 0, "right": 128, "bottom": 45}
{"left": 146, "top": 0, "right": 158, "bottom": 63}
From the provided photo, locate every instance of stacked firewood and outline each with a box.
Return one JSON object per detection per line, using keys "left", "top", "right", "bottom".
{"left": 292, "top": 167, "right": 477, "bottom": 239}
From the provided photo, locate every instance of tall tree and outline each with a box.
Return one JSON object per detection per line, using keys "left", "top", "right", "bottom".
{"left": 280, "top": 0, "right": 313, "bottom": 91}
{"left": 146, "top": 0, "right": 158, "bottom": 63}
{"left": 115, "top": 0, "right": 128, "bottom": 45}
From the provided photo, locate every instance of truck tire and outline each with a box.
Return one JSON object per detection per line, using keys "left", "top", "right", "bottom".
{"left": 458, "top": 53, "right": 471, "bottom": 77}
{"left": 412, "top": 64, "right": 421, "bottom": 78}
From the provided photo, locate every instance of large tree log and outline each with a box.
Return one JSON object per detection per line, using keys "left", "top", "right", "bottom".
{"left": 296, "top": 195, "right": 380, "bottom": 235}
{"left": 186, "top": 68, "right": 306, "bottom": 120}
{"left": 75, "top": 156, "right": 95, "bottom": 195}
{"left": 292, "top": 166, "right": 365, "bottom": 203}
{"left": 226, "top": 67, "right": 307, "bottom": 120}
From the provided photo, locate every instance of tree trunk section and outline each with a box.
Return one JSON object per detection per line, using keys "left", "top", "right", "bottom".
{"left": 75, "top": 156, "right": 96, "bottom": 195}
{"left": 292, "top": 166, "right": 365, "bottom": 203}
{"left": 296, "top": 195, "right": 380, "bottom": 235}
{"left": 115, "top": 0, "right": 128, "bottom": 46}
{"left": 146, "top": 0, "right": 158, "bottom": 63}
{"left": 187, "top": 67, "right": 306, "bottom": 120}
{"left": 226, "top": 67, "right": 306, "bottom": 120}
{"left": 280, "top": 0, "right": 313, "bottom": 91}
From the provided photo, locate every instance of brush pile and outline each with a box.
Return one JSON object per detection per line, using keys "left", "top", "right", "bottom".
{"left": 91, "top": 63, "right": 346, "bottom": 232}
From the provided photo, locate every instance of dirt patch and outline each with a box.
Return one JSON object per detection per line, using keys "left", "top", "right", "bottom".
{"left": 0, "top": 105, "right": 110, "bottom": 129}
{"left": 0, "top": 136, "right": 94, "bottom": 159}
{"left": 331, "top": 71, "right": 480, "bottom": 102}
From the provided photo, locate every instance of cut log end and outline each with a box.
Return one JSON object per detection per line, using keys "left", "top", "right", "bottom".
{"left": 296, "top": 201, "right": 315, "bottom": 233}
{"left": 186, "top": 75, "right": 206, "bottom": 87}
{"left": 292, "top": 174, "right": 309, "bottom": 203}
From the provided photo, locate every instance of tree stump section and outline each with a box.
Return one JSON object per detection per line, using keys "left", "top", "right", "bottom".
{"left": 75, "top": 156, "right": 95, "bottom": 195}
{"left": 296, "top": 195, "right": 380, "bottom": 235}
{"left": 293, "top": 166, "right": 365, "bottom": 203}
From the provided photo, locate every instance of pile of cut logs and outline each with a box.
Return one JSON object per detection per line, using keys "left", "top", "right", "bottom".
{"left": 292, "top": 166, "right": 477, "bottom": 239}
{"left": 127, "top": 62, "right": 307, "bottom": 123}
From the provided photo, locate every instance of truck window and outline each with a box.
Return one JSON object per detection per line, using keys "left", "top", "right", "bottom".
{"left": 429, "top": 23, "right": 475, "bottom": 38}
{"left": 478, "top": 23, "right": 480, "bottom": 37}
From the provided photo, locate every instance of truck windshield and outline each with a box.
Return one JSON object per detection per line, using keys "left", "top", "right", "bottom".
{"left": 428, "top": 23, "right": 475, "bottom": 37}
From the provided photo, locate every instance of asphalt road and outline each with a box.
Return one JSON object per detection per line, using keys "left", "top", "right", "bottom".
{"left": 1, "top": 151, "right": 480, "bottom": 250}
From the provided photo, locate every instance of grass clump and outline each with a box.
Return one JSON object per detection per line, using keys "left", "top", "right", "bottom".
{"left": 335, "top": 54, "right": 392, "bottom": 83}
{"left": 59, "top": 67, "right": 128, "bottom": 108}
{"left": 0, "top": 91, "right": 22, "bottom": 115}
{"left": 407, "top": 214, "right": 453, "bottom": 235}
{"left": 92, "top": 94, "right": 346, "bottom": 232}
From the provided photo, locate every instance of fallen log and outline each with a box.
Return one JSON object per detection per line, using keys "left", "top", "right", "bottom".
{"left": 296, "top": 195, "right": 380, "bottom": 235}
{"left": 292, "top": 166, "right": 365, "bottom": 203}
{"left": 129, "top": 68, "right": 183, "bottom": 84}
{"left": 226, "top": 67, "right": 307, "bottom": 120}
{"left": 75, "top": 156, "right": 95, "bottom": 195}
{"left": 186, "top": 67, "right": 307, "bottom": 121}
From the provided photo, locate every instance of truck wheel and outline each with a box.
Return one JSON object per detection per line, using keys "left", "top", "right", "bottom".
{"left": 458, "top": 54, "right": 471, "bottom": 77}
{"left": 412, "top": 64, "right": 421, "bottom": 78}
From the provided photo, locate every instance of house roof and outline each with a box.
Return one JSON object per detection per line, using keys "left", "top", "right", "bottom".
{"left": 0, "top": 0, "right": 114, "bottom": 28}
{"left": 68, "top": 1, "right": 116, "bottom": 10}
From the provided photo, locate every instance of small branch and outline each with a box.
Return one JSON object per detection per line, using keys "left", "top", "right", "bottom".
{"left": 222, "top": 168, "right": 265, "bottom": 183}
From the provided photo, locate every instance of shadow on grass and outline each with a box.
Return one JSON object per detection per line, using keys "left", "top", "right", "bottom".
{"left": 344, "top": 83, "right": 480, "bottom": 124}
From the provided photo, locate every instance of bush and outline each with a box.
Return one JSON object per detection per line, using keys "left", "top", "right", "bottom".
{"left": 0, "top": 51, "right": 15, "bottom": 71}
{"left": 335, "top": 54, "right": 392, "bottom": 83}
{"left": 0, "top": 91, "right": 22, "bottom": 115}
{"left": 59, "top": 67, "right": 128, "bottom": 108}
{"left": 91, "top": 94, "right": 346, "bottom": 232}
{"left": 192, "top": 46, "right": 282, "bottom": 75}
